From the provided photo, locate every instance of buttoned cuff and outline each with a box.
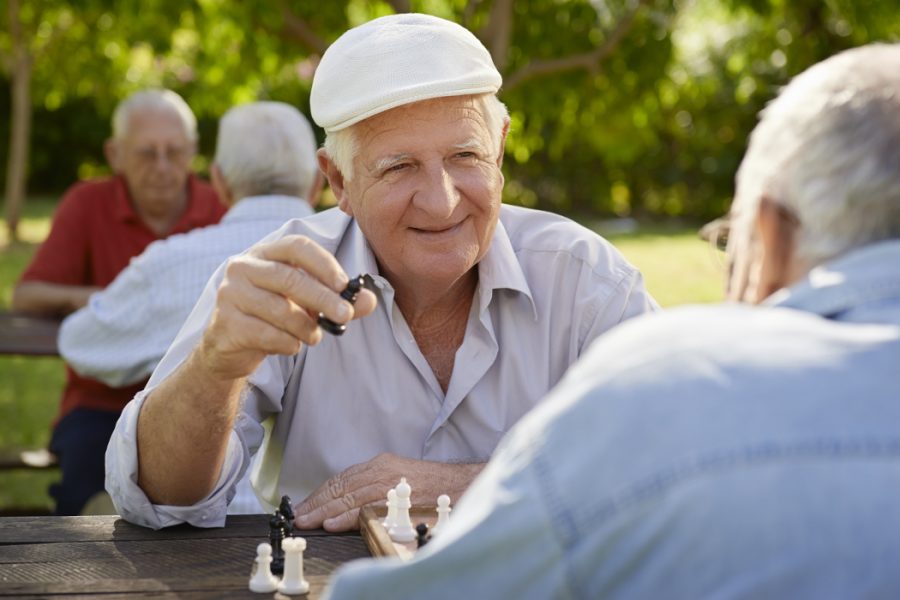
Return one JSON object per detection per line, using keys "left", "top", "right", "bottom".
{"left": 105, "top": 389, "right": 247, "bottom": 529}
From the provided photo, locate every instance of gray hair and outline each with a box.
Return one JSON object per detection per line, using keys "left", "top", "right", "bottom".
{"left": 323, "top": 94, "right": 509, "bottom": 181}
{"left": 112, "top": 89, "right": 198, "bottom": 141}
{"left": 733, "top": 43, "right": 900, "bottom": 266}
{"left": 214, "top": 101, "right": 318, "bottom": 200}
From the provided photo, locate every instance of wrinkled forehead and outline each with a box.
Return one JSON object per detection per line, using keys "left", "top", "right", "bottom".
{"left": 355, "top": 96, "right": 492, "bottom": 152}
{"left": 122, "top": 107, "right": 192, "bottom": 145}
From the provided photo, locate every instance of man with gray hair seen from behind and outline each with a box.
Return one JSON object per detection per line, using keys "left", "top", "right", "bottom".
{"left": 106, "top": 13, "right": 656, "bottom": 530}
{"left": 13, "top": 89, "right": 225, "bottom": 516}
{"left": 58, "top": 101, "right": 320, "bottom": 514}
{"left": 326, "top": 43, "right": 900, "bottom": 599}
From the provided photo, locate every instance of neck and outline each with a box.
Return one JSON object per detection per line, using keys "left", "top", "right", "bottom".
{"left": 136, "top": 192, "right": 188, "bottom": 237}
{"left": 392, "top": 269, "right": 478, "bottom": 328}
{"left": 390, "top": 269, "right": 478, "bottom": 394}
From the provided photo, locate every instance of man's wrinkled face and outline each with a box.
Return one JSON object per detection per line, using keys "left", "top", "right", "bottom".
{"left": 111, "top": 108, "right": 195, "bottom": 218}
{"left": 338, "top": 96, "right": 505, "bottom": 289}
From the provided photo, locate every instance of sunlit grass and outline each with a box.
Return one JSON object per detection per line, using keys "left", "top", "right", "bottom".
{"left": 603, "top": 227, "right": 725, "bottom": 307}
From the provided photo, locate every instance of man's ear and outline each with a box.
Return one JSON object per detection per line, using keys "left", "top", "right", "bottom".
{"left": 210, "top": 164, "right": 235, "bottom": 207}
{"left": 306, "top": 171, "right": 324, "bottom": 209}
{"left": 495, "top": 118, "right": 510, "bottom": 168}
{"left": 754, "top": 196, "right": 800, "bottom": 302}
{"left": 317, "top": 148, "right": 353, "bottom": 216}
{"left": 104, "top": 139, "right": 122, "bottom": 173}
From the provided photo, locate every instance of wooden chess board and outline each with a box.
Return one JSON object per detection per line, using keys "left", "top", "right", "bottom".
{"left": 359, "top": 506, "right": 437, "bottom": 561}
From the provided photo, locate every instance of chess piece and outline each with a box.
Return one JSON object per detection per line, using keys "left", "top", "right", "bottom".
{"left": 388, "top": 477, "right": 415, "bottom": 543}
{"left": 318, "top": 275, "right": 366, "bottom": 335}
{"left": 279, "top": 495, "right": 296, "bottom": 536}
{"left": 416, "top": 523, "right": 430, "bottom": 549}
{"left": 382, "top": 488, "right": 398, "bottom": 530}
{"left": 269, "top": 512, "right": 287, "bottom": 575}
{"left": 433, "top": 494, "right": 451, "bottom": 536}
{"left": 278, "top": 537, "right": 310, "bottom": 595}
{"left": 248, "top": 542, "right": 280, "bottom": 593}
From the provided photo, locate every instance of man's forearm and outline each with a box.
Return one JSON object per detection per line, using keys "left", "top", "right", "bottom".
{"left": 12, "top": 281, "right": 98, "bottom": 316}
{"left": 136, "top": 348, "right": 246, "bottom": 506}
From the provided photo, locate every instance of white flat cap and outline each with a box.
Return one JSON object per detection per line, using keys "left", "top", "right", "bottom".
{"left": 311, "top": 13, "right": 502, "bottom": 133}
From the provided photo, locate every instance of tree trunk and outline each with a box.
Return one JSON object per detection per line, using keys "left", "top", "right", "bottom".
{"left": 5, "top": 0, "right": 32, "bottom": 244}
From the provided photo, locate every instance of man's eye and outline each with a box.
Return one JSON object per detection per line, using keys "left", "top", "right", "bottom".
{"left": 385, "top": 163, "right": 408, "bottom": 173}
{"left": 455, "top": 152, "right": 476, "bottom": 159}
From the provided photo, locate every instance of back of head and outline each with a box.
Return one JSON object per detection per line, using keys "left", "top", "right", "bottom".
{"left": 734, "top": 44, "right": 900, "bottom": 266}
{"left": 112, "top": 89, "right": 197, "bottom": 141}
{"left": 214, "top": 101, "right": 318, "bottom": 201}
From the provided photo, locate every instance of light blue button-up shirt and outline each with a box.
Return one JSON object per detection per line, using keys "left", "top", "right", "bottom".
{"left": 326, "top": 240, "right": 900, "bottom": 599}
{"left": 59, "top": 195, "right": 313, "bottom": 388}
{"left": 105, "top": 204, "right": 656, "bottom": 529}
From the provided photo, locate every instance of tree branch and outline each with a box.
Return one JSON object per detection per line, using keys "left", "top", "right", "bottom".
{"left": 484, "top": 0, "right": 513, "bottom": 71}
{"left": 278, "top": 0, "right": 329, "bottom": 55}
{"left": 502, "top": 0, "right": 649, "bottom": 93}
{"left": 462, "top": 0, "right": 483, "bottom": 28}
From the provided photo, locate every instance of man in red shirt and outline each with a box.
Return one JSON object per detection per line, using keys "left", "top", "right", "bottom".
{"left": 12, "top": 89, "right": 226, "bottom": 515}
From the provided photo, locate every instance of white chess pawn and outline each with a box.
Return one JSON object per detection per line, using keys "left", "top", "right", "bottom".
{"left": 248, "top": 542, "right": 280, "bottom": 593}
{"left": 382, "top": 488, "right": 398, "bottom": 529}
{"left": 432, "top": 494, "right": 452, "bottom": 536}
{"left": 278, "top": 537, "right": 310, "bottom": 595}
{"left": 388, "top": 477, "right": 416, "bottom": 543}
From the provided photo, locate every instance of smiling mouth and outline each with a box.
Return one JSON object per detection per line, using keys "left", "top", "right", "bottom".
{"left": 411, "top": 220, "right": 465, "bottom": 235}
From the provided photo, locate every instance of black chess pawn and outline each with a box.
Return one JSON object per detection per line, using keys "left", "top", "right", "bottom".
{"left": 416, "top": 523, "right": 430, "bottom": 549}
{"left": 317, "top": 275, "right": 367, "bottom": 335}
{"left": 269, "top": 512, "right": 287, "bottom": 575}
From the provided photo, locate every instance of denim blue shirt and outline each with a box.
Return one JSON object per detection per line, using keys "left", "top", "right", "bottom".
{"left": 326, "top": 240, "right": 900, "bottom": 599}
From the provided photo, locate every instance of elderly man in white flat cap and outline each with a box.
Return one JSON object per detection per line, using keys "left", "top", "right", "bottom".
{"left": 106, "top": 13, "right": 656, "bottom": 531}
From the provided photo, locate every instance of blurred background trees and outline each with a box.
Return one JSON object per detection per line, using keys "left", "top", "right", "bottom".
{"left": 2, "top": 0, "right": 899, "bottom": 239}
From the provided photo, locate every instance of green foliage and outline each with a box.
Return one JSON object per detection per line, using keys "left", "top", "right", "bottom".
{"left": 2, "top": 0, "right": 900, "bottom": 215}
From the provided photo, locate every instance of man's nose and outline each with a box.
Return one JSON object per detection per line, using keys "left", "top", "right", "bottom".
{"left": 150, "top": 150, "right": 173, "bottom": 169}
{"left": 415, "top": 164, "right": 460, "bottom": 218}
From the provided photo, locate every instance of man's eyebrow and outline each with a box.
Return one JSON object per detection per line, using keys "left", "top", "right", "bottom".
{"left": 453, "top": 138, "right": 488, "bottom": 151}
{"left": 370, "top": 153, "right": 411, "bottom": 173}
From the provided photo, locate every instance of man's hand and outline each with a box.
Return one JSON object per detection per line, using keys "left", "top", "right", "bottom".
{"left": 198, "top": 234, "right": 377, "bottom": 380}
{"left": 294, "top": 453, "right": 485, "bottom": 532}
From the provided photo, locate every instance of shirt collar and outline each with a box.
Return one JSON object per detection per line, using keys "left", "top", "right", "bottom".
{"left": 336, "top": 215, "right": 537, "bottom": 319}
{"left": 476, "top": 218, "right": 537, "bottom": 319}
{"left": 222, "top": 195, "right": 313, "bottom": 225}
{"left": 767, "top": 240, "right": 900, "bottom": 317}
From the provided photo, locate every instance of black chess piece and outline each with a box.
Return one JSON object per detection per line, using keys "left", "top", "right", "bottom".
{"left": 317, "top": 275, "right": 367, "bottom": 335}
{"left": 416, "top": 523, "right": 430, "bottom": 549}
{"left": 279, "top": 495, "right": 295, "bottom": 536}
{"left": 269, "top": 511, "right": 287, "bottom": 575}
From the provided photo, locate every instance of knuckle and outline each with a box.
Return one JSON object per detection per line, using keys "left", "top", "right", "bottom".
{"left": 339, "top": 492, "right": 357, "bottom": 512}
{"left": 288, "top": 235, "right": 312, "bottom": 254}
{"left": 326, "top": 476, "right": 345, "bottom": 500}
{"left": 282, "top": 267, "right": 311, "bottom": 298}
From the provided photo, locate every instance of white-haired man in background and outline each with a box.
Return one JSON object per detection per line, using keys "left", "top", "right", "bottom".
{"left": 106, "top": 13, "right": 656, "bottom": 530}
{"left": 13, "top": 89, "right": 225, "bottom": 515}
{"left": 58, "top": 101, "right": 321, "bottom": 514}
{"left": 326, "top": 43, "right": 900, "bottom": 598}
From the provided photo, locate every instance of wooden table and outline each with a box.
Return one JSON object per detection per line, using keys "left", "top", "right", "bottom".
{"left": 0, "top": 312, "right": 60, "bottom": 356}
{"left": 0, "top": 514, "right": 372, "bottom": 598}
